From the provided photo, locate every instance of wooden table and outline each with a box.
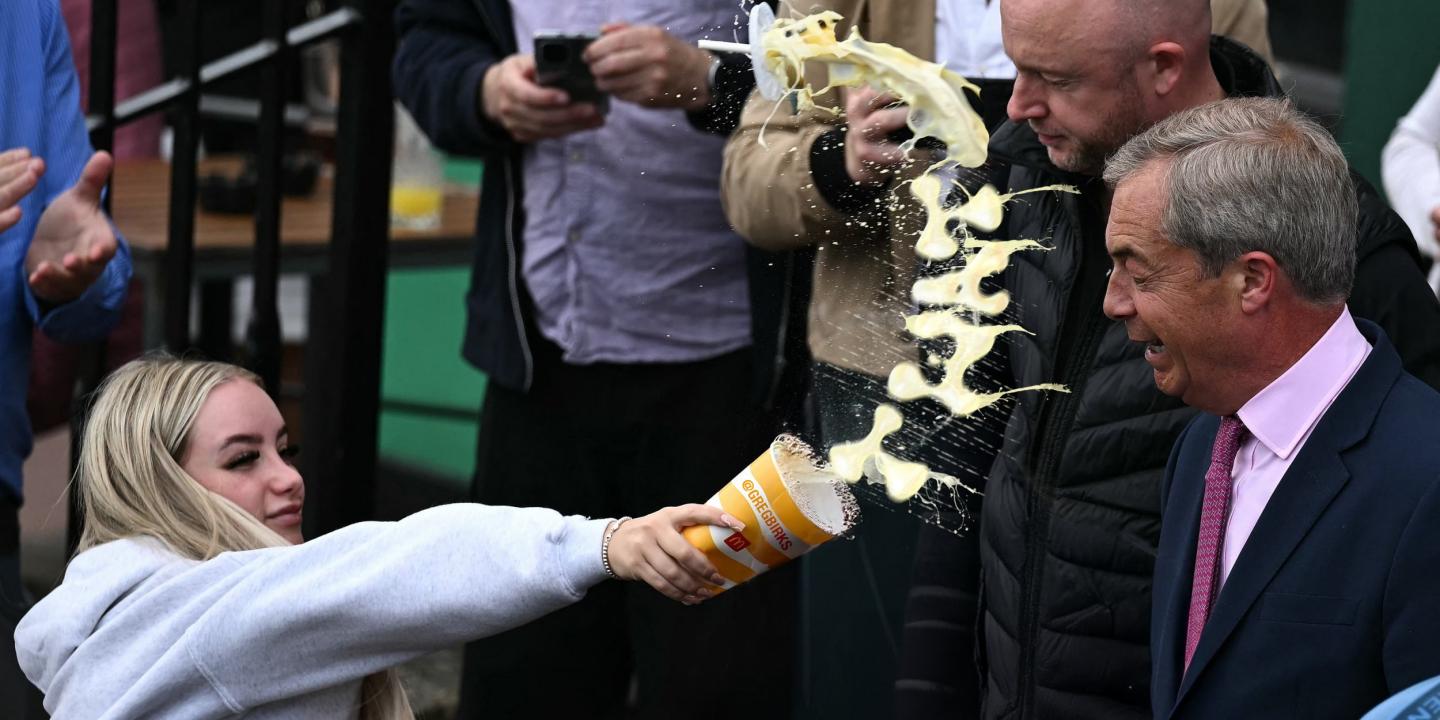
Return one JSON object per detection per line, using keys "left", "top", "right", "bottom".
{"left": 111, "top": 158, "right": 479, "bottom": 348}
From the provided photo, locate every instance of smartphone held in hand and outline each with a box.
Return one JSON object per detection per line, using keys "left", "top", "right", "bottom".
{"left": 534, "top": 31, "right": 609, "bottom": 113}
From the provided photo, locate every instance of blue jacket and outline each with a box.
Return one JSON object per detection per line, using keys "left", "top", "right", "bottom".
{"left": 0, "top": 0, "right": 132, "bottom": 503}
{"left": 391, "top": 0, "right": 797, "bottom": 400}
{"left": 1152, "top": 320, "right": 1440, "bottom": 719}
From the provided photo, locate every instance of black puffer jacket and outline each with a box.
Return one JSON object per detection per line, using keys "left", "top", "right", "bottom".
{"left": 976, "top": 37, "right": 1440, "bottom": 720}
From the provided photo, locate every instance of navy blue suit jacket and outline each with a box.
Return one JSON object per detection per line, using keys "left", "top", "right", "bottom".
{"left": 1152, "top": 320, "right": 1440, "bottom": 719}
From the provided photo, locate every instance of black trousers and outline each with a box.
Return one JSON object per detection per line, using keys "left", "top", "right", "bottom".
{"left": 1, "top": 497, "right": 47, "bottom": 719}
{"left": 455, "top": 337, "right": 796, "bottom": 720}
{"left": 799, "top": 362, "right": 990, "bottom": 720}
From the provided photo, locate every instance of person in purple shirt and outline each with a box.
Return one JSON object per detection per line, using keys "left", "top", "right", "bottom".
{"left": 393, "top": 2, "right": 796, "bottom": 718}
{"left": 1, "top": 1, "right": 133, "bottom": 716}
{"left": 1100, "top": 97, "right": 1440, "bottom": 719}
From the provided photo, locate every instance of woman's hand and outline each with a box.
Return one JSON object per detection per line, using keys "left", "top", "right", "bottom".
{"left": 607, "top": 504, "right": 743, "bottom": 605}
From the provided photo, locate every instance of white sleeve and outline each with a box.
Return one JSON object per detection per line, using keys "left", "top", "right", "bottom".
{"left": 1382, "top": 63, "right": 1440, "bottom": 267}
{"left": 182, "top": 503, "right": 609, "bottom": 711}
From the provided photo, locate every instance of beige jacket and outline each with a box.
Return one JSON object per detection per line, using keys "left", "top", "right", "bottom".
{"left": 720, "top": 0, "right": 1274, "bottom": 378}
{"left": 1212, "top": 0, "right": 1275, "bottom": 66}
{"left": 722, "top": 0, "right": 938, "bottom": 378}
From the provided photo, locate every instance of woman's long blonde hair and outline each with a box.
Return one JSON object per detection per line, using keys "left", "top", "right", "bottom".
{"left": 76, "top": 356, "right": 413, "bottom": 720}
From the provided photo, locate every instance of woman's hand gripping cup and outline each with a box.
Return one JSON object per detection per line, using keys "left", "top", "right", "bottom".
{"left": 607, "top": 504, "right": 743, "bottom": 606}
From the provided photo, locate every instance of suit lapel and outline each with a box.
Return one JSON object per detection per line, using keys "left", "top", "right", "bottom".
{"left": 1173, "top": 321, "right": 1401, "bottom": 709}
{"left": 1174, "top": 448, "right": 1352, "bottom": 704}
{"left": 1153, "top": 417, "right": 1214, "bottom": 714}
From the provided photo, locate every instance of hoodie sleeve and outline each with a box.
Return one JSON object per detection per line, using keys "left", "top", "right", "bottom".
{"left": 183, "top": 504, "right": 607, "bottom": 713}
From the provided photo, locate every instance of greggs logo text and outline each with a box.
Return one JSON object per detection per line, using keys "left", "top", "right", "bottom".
{"left": 741, "top": 477, "right": 793, "bottom": 551}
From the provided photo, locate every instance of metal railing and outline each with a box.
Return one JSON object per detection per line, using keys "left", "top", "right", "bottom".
{"left": 74, "top": 0, "right": 395, "bottom": 546}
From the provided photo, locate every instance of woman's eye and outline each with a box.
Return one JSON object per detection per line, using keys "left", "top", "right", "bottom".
{"left": 279, "top": 445, "right": 301, "bottom": 464}
{"left": 224, "top": 451, "right": 260, "bottom": 470}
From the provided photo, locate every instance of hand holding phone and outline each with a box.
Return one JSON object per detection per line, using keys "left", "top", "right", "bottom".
{"left": 583, "top": 23, "right": 714, "bottom": 111}
{"left": 480, "top": 52, "right": 604, "bottom": 143}
{"left": 534, "top": 32, "right": 609, "bottom": 113}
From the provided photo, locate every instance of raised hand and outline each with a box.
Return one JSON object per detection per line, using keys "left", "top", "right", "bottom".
{"left": 606, "top": 503, "right": 742, "bottom": 605}
{"left": 0, "top": 148, "right": 45, "bottom": 235}
{"left": 26, "top": 151, "right": 118, "bottom": 305}
{"left": 584, "top": 23, "right": 714, "bottom": 111}
{"left": 481, "top": 53, "right": 604, "bottom": 143}
{"left": 843, "top": 86, "right": 912, "bottom": 186}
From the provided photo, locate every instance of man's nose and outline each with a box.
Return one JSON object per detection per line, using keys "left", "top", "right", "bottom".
{"left": 1007, "top": 74, "right": 1045, "bottom": 123}
{"left": 1102, "top": 269, "right": 1132, "bottom": 320}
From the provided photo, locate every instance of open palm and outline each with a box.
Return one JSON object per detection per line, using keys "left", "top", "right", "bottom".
{"left": 26, "top": 151, "right": 117, "bottom": 304}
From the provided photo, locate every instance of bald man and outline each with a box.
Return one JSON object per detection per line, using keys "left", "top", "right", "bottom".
{"left": 951, "top": 0, "right": 1440, "bottom": 718}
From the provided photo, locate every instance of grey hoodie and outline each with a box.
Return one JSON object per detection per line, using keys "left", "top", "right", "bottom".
{"left": 15, "top": 503, "right": 609, "bottom": 718}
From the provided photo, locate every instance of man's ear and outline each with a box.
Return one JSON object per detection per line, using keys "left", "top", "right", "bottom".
{"left": 1235, "top": 251, "right": 1279, "bottom": 314}
{"left": 1148, "top": 42, "right": 1185, "bottom": 97}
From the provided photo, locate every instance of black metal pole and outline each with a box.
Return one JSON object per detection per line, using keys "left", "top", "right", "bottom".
{"left": 87, "top": 0, "right": 117, "bottom": 172}
{"left": 300, "top": 0, "right": 394, "bottom": 536}
{"left": 248, "top": 0, "right": 289, "bottom": 394}
{"left": 100, "top": 8, "right": 363, "bottom": 131}
{"left": 69, "top": 0, "right": 120, "bottom": 558}
{"left": 165, "top": 1, "right": 203, "bottom": 353}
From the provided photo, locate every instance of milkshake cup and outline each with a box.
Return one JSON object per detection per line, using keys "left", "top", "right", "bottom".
{"left": 683, "top": 435, "right": 861, "bottom": 593}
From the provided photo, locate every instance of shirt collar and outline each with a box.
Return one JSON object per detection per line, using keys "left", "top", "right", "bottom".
{"left": 1236, "top": 307, "right": 1372, "bottom": 460}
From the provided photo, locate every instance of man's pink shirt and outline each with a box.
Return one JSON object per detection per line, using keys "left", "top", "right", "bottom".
{"left": 1220, "top": 307, "right": 1372, "bottom": 587}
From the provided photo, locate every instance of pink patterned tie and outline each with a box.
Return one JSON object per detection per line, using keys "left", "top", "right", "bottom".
{"left": 1183, "top": 415, "right": 1247, "bottom": 673}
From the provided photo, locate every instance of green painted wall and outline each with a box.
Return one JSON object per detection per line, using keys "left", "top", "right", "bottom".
{"left": 1341, "top": 0, "right": 1440, "bottom": 189}
{"left": 377, "top": 265, "right": 484, "bottom": 487}
{"left": 377, "top": 156, "right": 486, "bottom": 487}
{"left": 378, "top": 408, "right": 481, "bottom": 481}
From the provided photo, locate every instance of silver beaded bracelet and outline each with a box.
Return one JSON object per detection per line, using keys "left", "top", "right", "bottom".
{"left": 601, "top": 516, "right": 631, "bottom": 580}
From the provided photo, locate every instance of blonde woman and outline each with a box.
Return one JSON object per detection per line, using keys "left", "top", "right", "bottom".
{"left": 15, "top": 357, "right": 742, "bottom": 719}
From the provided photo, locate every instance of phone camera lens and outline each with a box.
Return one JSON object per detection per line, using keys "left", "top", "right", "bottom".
{"left": 541, "top": 44, "right": 569, "bottom": 64}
